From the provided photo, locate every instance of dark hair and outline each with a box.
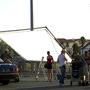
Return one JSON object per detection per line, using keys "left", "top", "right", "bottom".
{"left": 47, "top": 51, "right": 50, "bottom": 54}
{"left": 61, "top": 49, "right": 65, "bottom": 53}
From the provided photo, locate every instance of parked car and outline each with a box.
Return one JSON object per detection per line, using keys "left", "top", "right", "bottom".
{"left": 0, "top": 62, "right": 20, "bottom": 85}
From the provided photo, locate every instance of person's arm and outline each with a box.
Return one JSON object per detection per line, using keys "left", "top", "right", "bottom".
{"left": 52, "top": 56, "right": 54, "bottom": 63}
{"left": 57, "top": 56, "right": 59, "bottom": 63}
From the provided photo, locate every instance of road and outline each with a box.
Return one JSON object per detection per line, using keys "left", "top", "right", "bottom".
{"left": 18, "top": 86, "right": 90, "bottom": 90}
{"left": 0, "top": 77, "right": 90, "bottom": 90}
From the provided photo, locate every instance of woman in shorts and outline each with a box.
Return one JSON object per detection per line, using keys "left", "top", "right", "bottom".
{"left": 46, "top": 51, "right": 54, "bottom": 82}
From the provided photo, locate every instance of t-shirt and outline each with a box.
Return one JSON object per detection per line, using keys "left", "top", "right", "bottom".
{"left": 57, "top": 54, "right": 66, "bottom": 67}
{"left": 47, "top": 55, "right": 53, "bottom": 64}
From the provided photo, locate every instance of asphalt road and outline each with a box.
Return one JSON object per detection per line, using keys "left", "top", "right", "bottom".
{"left": 17, "top": 86, "right": 90, "bottom": 90}
{"left": 0, "top": 77, "right": 90, "bottom": 90}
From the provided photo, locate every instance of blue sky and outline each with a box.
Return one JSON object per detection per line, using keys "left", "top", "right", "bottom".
{"left": 0, "top": 0, "right": 90, "bottom": 39}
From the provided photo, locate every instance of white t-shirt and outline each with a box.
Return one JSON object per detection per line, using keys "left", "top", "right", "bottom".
{"left": 57, "top": 54, "right": 66, "bottom": 67}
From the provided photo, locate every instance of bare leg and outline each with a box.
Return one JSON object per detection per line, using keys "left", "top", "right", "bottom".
{"left": 47, "top": 69, "right": 52, "bottom": 81}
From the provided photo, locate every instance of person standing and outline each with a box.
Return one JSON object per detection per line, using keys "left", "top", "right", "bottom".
{"left": 57, "top": 49, "right": 67, "bottom": 85}
{"left": 36, "top": 57, "right": 44, "bottom": 79}
{"left": 46, "top": 51, "right": 54, "bottom": 82}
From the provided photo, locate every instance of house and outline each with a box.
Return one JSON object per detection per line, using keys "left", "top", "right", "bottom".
{"left": 57, "top": 38, "right": 90, "bottom": 56}
{"left": 80, "top": 42, "right": 90, "bottom": 54}
{"left": 80, "top": 42, "right": 90, "bottom": 65}
{"left": 57, "top": 38, "right": 80, "bottom": 55}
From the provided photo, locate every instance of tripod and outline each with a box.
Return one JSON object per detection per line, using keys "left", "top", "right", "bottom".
{"left": 35, "top": 57, "right": 47, "bottom": 81}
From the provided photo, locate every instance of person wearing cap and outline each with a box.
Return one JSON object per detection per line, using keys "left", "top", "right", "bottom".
{"left": 57, "top": 49, "right": 67, "bottom": 85}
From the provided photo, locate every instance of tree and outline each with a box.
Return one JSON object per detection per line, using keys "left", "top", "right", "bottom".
{"left": 72, "top": 43, "right": 80, "bottom": 58}
{"left": 0, "top": 39, "right": 24, "bottom": 62}
{"left": 80, "top": 36, "right": 86, "bottom": 54}
{"left": 0, "top": 40, "right": 9, "bottom": 54}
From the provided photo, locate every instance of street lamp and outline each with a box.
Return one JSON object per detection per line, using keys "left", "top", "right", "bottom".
{"left": 30, "top": 0, "right": 34, "bottom": 31}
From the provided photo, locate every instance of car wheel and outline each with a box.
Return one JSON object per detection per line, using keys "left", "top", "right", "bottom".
{"left": 2, "top": 80, "right": 10, "bottom": 85}
{"left": 14, "top": 77, "right": 20, "bottom": 82}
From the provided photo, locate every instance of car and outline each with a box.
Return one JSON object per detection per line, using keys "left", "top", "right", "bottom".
{"left": 0, "top": 63, "right": 20, "bottom": 85}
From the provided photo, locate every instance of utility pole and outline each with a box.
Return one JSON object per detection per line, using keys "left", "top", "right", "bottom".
{"left": 30, "top": 0, "right": 33, "bottom": 31}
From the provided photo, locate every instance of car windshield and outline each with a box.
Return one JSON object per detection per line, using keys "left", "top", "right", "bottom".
{"left": 0, "top": 65, "right": 15, "bottom": 73}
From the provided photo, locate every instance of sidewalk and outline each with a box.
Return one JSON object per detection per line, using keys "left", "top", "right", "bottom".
{"left": 17, "top": 77, "right": 90, "bottom": 90}
{"left": 19, "top": 72, "right": 90, "bottom": 89}
{"left": 20, "top": 76, "right": 76, "bottom": 87}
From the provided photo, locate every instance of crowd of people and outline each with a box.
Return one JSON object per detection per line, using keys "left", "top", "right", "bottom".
{"left": 44, "top": 49, "right": 90, "bottom": 86}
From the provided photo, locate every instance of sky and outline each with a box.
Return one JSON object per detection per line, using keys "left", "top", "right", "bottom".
{"left": 0, "top": 28, "right": 72, "bottom": 62}
{"left": 0, "top": 0, "right": 90, "bottom": 39}
{"left": 0, "top": 0, "right": 89, "bottom": 61}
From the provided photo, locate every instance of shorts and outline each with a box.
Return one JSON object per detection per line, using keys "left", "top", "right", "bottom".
{"left": 47, "top": 64, "right": 52, "bottom": 69}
